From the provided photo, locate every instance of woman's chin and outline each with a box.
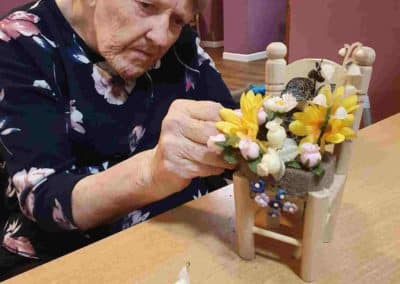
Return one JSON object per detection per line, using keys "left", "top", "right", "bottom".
{"left": 117, "top": 64, "right": 146, "bottom": 81}
{"left": 121, "top": 60, "right": 156, "bottom": 81}
{"left": 108, "top": 56, "right": 150, "bottom": 81}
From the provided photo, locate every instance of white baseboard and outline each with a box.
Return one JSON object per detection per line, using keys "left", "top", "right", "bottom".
{"left": 223, "top": 51, "right": 267, "bottom": 62}
{"left": 201, "top": 40, "right": 224, "bottom": 48}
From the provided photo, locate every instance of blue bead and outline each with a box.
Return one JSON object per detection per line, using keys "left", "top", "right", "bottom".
{"left": 249, "top": 84, "right": 266, "bottom": 95}
{"left": 276, "top": 188, "right": 287, "bottom": 200}
{"left": 250, "top": 180, "right": 266, "bottom": 193}
{"left": 268, "top": 200, "right": 282, "bottom": 209}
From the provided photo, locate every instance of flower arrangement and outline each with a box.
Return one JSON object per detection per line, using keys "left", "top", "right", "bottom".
{"left": 208, "top": 67, "right": 359, "bottom": 211}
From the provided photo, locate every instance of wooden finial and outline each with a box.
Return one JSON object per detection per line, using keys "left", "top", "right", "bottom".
{"left": 266, "top": 42, "right": 287, "bottom": 60}
{"left": 353, "top": 47, "right": 376, "bottom": 67}
{"left": 349, "top": 46, "right": 376, "bottom": 97}
{"left": 336, "top": 45, "right": 376, "bottom": 175}
{"left": 338, "top": 42, "right": 363, "bottom": 66}
{"left": 265, "top": 42, "right": 287, "bottom": 97}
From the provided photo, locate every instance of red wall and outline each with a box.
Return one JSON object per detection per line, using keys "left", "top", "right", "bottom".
{"left": 288, "top": 0, "right": 400, "bottom": 122}
{"left": 200, "top": 0, "right": 224, "bottom": 42}
{"left": 223, "top": 0, "right": 287, "bottom": 54}
{"left": 0, "top": 0, "right": 31, "bottom": 16}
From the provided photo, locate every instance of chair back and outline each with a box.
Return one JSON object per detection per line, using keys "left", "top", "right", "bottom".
{"left": 265, "top": 42, "right": 376, "bottom": 174}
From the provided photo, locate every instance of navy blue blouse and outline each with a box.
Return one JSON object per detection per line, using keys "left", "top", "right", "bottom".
{"left": 0, "top": 0, "right": 236, "bottom": 262}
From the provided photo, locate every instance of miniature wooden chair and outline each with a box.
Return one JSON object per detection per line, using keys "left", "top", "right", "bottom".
{"left": 233, "top": 42, "right": 376, "bottom": 282}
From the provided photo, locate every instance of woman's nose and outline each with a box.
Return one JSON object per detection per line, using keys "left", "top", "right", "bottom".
{"left": 146, "top": 15, "right": 170, "bottom": 48}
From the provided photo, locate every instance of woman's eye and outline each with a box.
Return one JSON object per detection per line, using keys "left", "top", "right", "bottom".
{"left": 174, "top": 19, "right": 185, "bottom": 27}
{"left": 173, "top": 17, "right": 186, "bottom": 28}
{"left": 138, "top": 1, "right": 152, "bottom": 10}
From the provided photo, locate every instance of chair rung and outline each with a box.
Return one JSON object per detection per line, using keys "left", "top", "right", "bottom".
{"left": 255, "top": 248, "right": 280, "bottom": 260}
{"left": 252, "top": 226, "right": 302, "bottom": 247}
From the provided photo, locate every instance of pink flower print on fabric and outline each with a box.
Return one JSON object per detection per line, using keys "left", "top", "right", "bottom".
{"left": 2, "top": 220, "right": 37, "bottom": 259}
{"left": 52, "top": 199, "right": 78, "bottom": 230}
{"left": 12, "top": 168, "right": 55, "bottom": 196}
{"left": 6, "top": 177, "right": 16, "bottom": 198}
{"left": 70, "top": 100, "right": 86, "bottom": 134}
{"left": 0, "top": 11, "right": 40, "bottom": 42}
{"left": 121, "top": 210, "right": 150, "bottom": 230}
{"left": 20, "top": 193, "right": 36, "bottom": 222}
{"left": 12, "top": 168, "right": 55, "bottom": 221}
{"left": 129, "top": 125, "right": 146, "bottom": 153}
{"left": 0, "top": 89, "right": 4, "bottom": 102}
{"left": 185, "top": 71, "right": 195, "bottom": 92}
{"left": 92, "top": 64, "right": 136, "bottom": 106}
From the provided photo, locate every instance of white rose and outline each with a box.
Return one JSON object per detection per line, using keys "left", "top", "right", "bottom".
{"left": 256, "top": 162, "right": 269, "bottom": 177}
{"left": 257, "top": 148, "right": 285, "bottom": 180}
{"left": 266, "top": 118, "right": 287, "bottom": 149}
{"left": 263, "top": 93, "right": 298, "bottom": 113}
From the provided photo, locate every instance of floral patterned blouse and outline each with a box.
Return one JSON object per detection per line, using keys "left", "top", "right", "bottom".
{"left": 0, "top": 0, "right": 235, "bottom": 264}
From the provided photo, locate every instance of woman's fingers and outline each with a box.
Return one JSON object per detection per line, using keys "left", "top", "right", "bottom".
{"left": 154, "top": 99, "right": 233, "bottom": 186}
{"left": 182, "top": 118, "right": 219, "bottom": 144}
{"left": 179, "top": 137, "right": 235, "bottom": 170}
{"left": 170, "top": 99, "right": 222, "bottom": 122}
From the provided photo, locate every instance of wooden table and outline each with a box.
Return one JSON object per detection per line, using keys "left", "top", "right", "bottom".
{"left": 6, "top": 114, "right": 400, "bottom": 284}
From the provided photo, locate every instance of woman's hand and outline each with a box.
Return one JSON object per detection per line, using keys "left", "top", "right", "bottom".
{"left": 150, "top": 99, "right": 235, "bottom": 196}
{"left": 72, "top": 99, "right": 235, "bottom": 230}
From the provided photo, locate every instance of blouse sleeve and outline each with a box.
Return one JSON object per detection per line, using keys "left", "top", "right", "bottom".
{"left": 194, "top": 38, "right": 238, "bottom": 110}
{"left": 0, "top": 43, "right": 90, "bottom": 233}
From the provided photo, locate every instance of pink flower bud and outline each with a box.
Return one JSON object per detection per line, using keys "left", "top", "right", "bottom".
{"left": 258, "top": 108, "right": 267, "bottom": 125}
{"left": 300, "top": 143, "right": 322, "bottom": 168}
{"left": 239, "top": 139, "right": 260, "bottom": 160}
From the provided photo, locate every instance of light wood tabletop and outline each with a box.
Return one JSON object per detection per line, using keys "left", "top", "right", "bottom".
{"left": 5, "top": 113, "right": 400, "bottom": 284}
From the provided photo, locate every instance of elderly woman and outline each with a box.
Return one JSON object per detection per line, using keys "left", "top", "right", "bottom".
{"left": 0, "top": 0, "right": 236, "bottom": 276}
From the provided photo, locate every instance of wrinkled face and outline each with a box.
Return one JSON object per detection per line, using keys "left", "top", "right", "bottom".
{"left": 94, "top": 0, "right": 194, "bottom": 80}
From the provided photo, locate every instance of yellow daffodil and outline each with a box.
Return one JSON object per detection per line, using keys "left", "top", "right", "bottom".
{"left": 289, "top": 104, "right": 327, "bottom": 144}
{"left": 320, "top": 115, "right": 356, "bottom": 149}
{"left": 216, "top": 90, "right": 264, "bottom": 146}
{"left": 318, "top": 85, "right": 359, "bottom": 115}
{"left": 290, "top": 84, "right": 359, "bottom": 150}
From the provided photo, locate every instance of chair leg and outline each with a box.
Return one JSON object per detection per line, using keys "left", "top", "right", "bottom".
{"left": 323, "top": 176, "right": 347, "bottom": 243}
{"left": 300, "top": 190, "right": 330, "bottom": 282}
{"left": 233, "top": 172, "right": 255, "bottom": 260}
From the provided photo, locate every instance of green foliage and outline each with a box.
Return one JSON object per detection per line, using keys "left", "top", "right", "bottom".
{"left": 312, "top": 164, "right": 325, "bottom": 177}
{"left": 286, "top": 160, "right": 302, "bottom": 169}
{"left": 216, "top": 135, "right": 239, "bottom": 148}
{"left": 225, "top": 135, "right": 240, "bottom": 147}
{"left": 248, "top": 156, "right": 263, "bottom": 174}
{"left": 223, "top": 147, "right": 239, "bottom": 165}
